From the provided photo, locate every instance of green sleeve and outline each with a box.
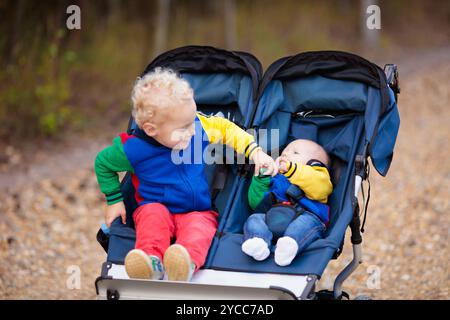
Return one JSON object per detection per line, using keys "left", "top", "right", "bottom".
{"left": 94, "top": 136, "right": 134, "bottom": 205}
{"left": 247, "top": 175, "right": 271, "bottom": 210}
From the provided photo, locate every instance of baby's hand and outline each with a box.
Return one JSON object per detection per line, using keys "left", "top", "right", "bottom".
{"left": 275, "top": 156, "right": 289, "bottom": 173}
{"left": 105, "top": 201, "right": 127, "bottom": 227}
{"left": 251, "top": 149, "right": 278, "bottom": 177}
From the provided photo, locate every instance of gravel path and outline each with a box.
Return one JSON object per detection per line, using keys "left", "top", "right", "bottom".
{"left": 0, "top": 49, "right": 448, "bottom": 299}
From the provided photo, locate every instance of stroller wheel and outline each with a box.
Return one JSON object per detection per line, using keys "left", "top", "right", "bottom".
{"left": 315, "top": 290, "right": 350, "bottom": 300}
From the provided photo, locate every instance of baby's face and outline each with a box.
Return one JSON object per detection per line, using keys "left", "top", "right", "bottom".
{"left": 143, "top": 96, "right": 197, "bottom": 150}
{"left": 279, "top": 140, "right": 329, "bottom": 167}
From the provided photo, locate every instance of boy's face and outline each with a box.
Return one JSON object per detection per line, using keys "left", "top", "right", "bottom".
{"left": 142, "top": 97, "right": 197, "bottom": 150}
{"left": 279, "top": 140, "right": 329, "bottom": 167}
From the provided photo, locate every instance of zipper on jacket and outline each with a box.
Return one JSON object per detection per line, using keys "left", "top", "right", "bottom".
{"left": 178, "top": 163, "right": 196, "bottom": 209}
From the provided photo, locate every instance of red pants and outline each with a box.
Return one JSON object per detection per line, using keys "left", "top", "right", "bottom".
{"left": 133, "top": 203, "right": 218, "bottom": 271}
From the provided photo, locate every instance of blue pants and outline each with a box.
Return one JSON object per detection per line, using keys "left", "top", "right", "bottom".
{"left": 243, "top": 211, "right": 325, "bottom": 254}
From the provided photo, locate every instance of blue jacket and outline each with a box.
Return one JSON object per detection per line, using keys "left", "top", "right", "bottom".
{"left": 95, "top": 113, "right": 259, "bottom": 213}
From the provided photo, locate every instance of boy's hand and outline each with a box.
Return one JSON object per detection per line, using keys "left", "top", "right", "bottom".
{"left": 251, "top": 148, "right": 278, "bottom": 177}
{"left": 105, "top": 201, "right": 127, "bottom": 227}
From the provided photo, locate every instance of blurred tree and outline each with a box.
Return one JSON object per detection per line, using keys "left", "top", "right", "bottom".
{"left": 360, "top": 0, "right": 379, "bottom": 49}
{"left": 154, "top": 0, "right": 171, "bottom": 57}
{"left": 7, "top": 0, "right": 25, "bottom": 64}
{"left": 224, "top": 0, "right": 237, "bottom": 49}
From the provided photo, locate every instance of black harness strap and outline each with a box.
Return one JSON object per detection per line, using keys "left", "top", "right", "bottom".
{"left": 210, "top": 164, "right": 228, "bottom": 212}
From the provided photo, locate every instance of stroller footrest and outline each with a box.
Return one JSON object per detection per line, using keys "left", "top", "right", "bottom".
{"left": 97, "top": 264, "right": 315, "bottom": 300}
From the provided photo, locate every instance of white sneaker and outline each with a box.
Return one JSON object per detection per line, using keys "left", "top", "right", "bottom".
{"left": 124, "top": 249, "right": 164, "bottom": 280}
{"left": 274, "top": 236, "right": 298, "bottom": 266}
{"left": 241, "top": 237, "right": 270, "bottom": 261}
{"left": 163, "top": 244, "right": 195, "bottom": 282}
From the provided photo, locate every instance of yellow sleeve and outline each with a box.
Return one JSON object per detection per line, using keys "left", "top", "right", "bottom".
{"left": 283, "top": 161, "right": 333, "bottom": 203}
{"left": 197, "top": 113, "right": 260, "bottom": 158}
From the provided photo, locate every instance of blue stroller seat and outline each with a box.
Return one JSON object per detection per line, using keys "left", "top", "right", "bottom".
{"left": 95, "top": 46, "right": 400, "bottom": 300}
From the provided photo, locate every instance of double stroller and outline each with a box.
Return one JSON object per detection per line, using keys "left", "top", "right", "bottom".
{"left": 95, "top": 46, "right": 400, "bottom": 300}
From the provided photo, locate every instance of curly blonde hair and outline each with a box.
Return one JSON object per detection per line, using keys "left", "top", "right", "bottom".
{"left": 131, "top": 67, "right": 193, "bottom": 128}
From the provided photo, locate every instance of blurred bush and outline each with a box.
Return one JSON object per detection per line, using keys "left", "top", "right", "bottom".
{"left": 1, "top": 29, "right": 77, "bottom": 138}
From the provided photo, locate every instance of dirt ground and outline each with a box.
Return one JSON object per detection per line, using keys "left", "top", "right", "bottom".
{"left": 0, "top": 48, "right": 448, "bottom": 300}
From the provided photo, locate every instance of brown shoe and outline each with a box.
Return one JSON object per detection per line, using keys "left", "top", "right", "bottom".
{"left": 125, "top": 249, "right": 164, "bottom": 280}
{"left": 163, "top": 244, "right": 195, "bottom": 282}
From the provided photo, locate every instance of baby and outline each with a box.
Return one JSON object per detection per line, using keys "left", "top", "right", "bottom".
{"left": 95, "top": 68, "right": 276, "bottom": 281}
{"left": 242, "top": 139, "right": 333, "bottom": 266}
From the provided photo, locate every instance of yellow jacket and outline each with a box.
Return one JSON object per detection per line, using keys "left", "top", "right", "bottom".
{"left": 197, "top": 113, "right": 260, "bottom": 158}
